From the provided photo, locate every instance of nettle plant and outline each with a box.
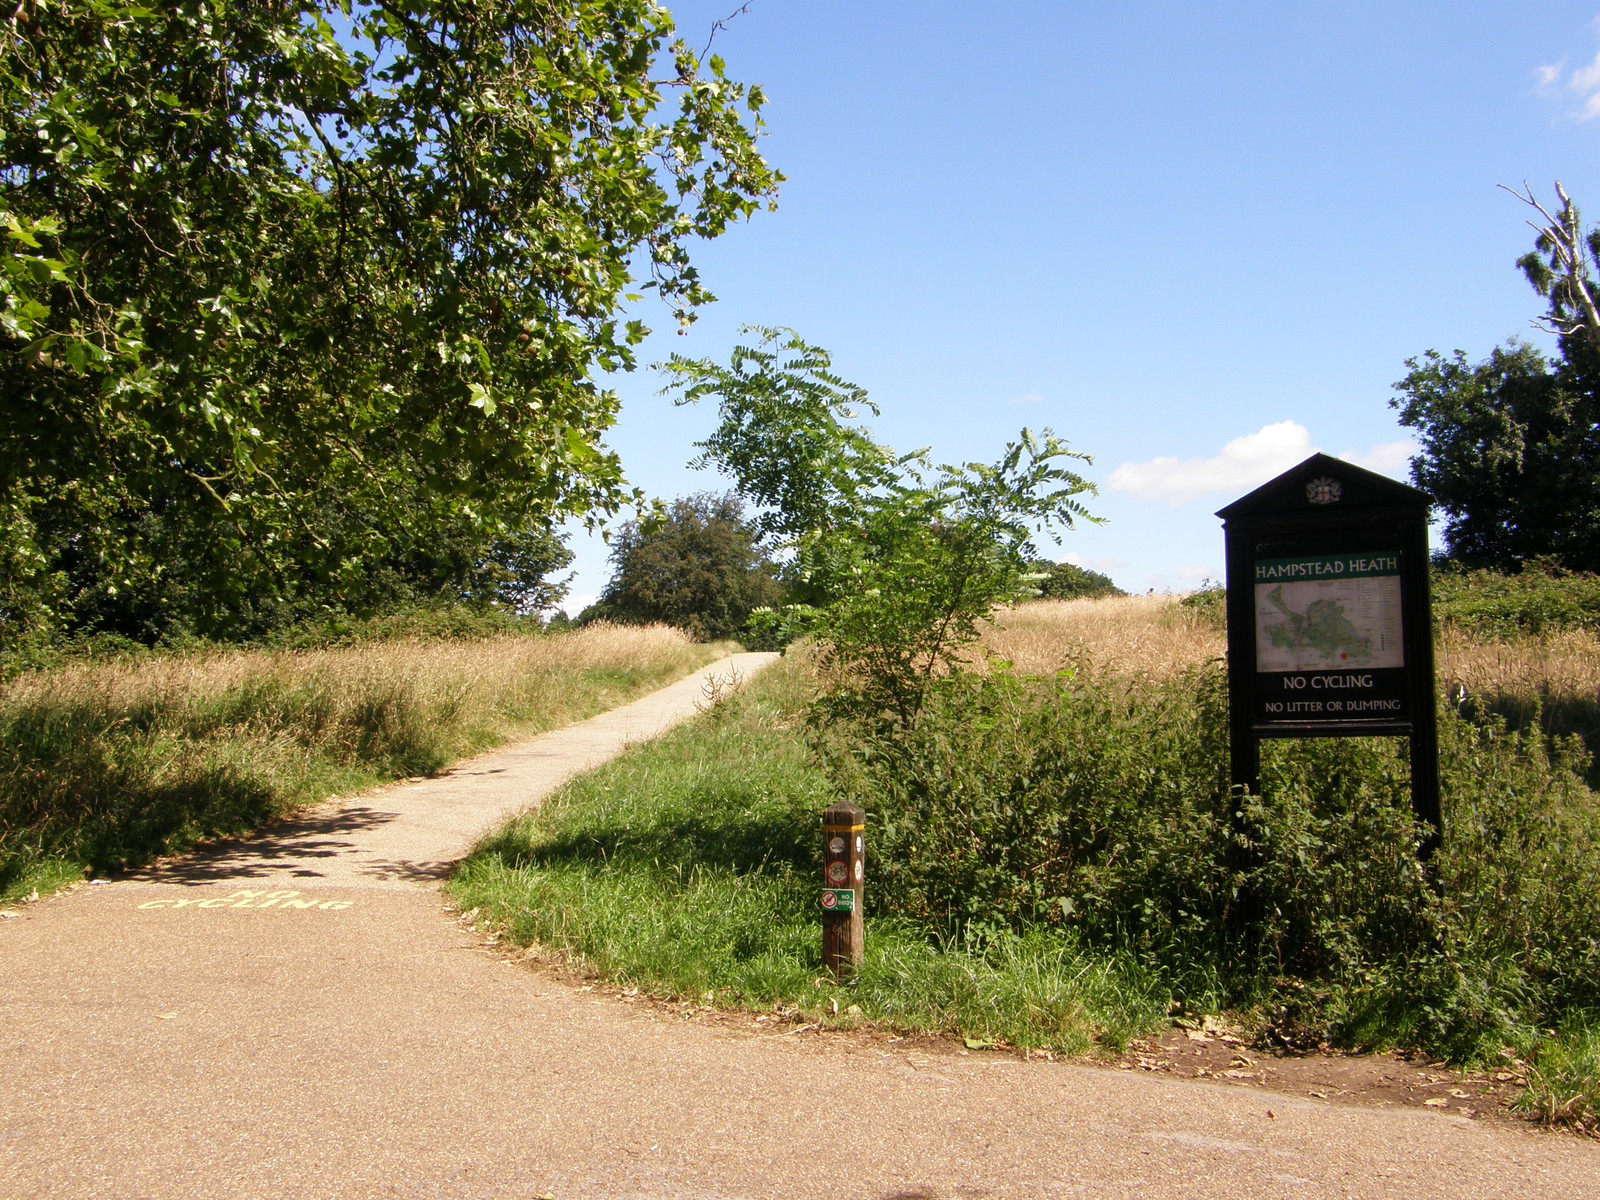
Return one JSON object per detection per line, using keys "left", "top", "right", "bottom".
{"left": 661, "top": 326, "right": 1100, "bottom": 725}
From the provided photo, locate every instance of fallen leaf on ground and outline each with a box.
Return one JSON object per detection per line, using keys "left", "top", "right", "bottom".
{"left": 1423, "top": 1097, "right": 1450, "bottom": 1107}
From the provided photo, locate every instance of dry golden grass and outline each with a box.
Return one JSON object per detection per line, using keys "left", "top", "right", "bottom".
{"left": 1436, "top": 625, "right": 1600, "bottom": 708}
{"left": 981, "top": 595, "right": 1224, "bottom": 682}
{"left": 0, "top": 622, "right": 728, "bottom": 900}
{"left": 984, "top": 595, "right": 1600, "bottom": 710}
{"left": 0, "top": 621, "right": 714, "bottom": 737}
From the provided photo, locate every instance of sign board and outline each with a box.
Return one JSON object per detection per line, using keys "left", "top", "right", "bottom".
{"left": 1253, "top": 551, "right": 1406, "bottom": 724}
{"left": 819, "top": 889, "right": 855, "bottom": 913}
{"left": 1217, "top": 454, "right": 1440, "bottom": 848}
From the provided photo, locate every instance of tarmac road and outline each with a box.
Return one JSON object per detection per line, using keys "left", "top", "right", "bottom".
{"left": 3, "top": 652, "right": 1597, "bottom": 1199}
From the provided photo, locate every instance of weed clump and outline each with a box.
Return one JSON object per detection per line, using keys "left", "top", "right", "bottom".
{"left": 816, "top": 662, "right": 1600, "bottom": 1061}
{"left": 1433, "top": 560, "right": 1600, "bottom": 639}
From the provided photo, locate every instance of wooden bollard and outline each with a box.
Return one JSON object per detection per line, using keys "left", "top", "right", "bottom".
{"left": 821, "top": 801, "right": 865, "bottom": 978}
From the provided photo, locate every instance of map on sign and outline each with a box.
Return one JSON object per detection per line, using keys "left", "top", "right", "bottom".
{"left": 1254, "top": 553, "right": 1404, "bottom": 672}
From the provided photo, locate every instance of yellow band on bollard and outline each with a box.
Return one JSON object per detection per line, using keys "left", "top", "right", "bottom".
{"left": 822, "top": 823, "right": 864, "bottom": 833}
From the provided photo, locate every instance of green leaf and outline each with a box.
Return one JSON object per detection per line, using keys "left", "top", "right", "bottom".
{"left": 0, "top": 0, "right": 777, "bottom": 639}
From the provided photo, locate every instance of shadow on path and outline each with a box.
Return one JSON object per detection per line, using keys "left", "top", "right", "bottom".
{"left": 128, "top": 805, "right": 402, "bottom": 885}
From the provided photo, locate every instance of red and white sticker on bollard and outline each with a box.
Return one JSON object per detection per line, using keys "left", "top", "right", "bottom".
{"left": 819, "top": 888, "right": 855, "bottom": 912}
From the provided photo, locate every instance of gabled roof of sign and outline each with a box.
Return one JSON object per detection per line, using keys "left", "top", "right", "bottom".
{"left": 1215, "top": 452, "right": 1430, "bottom": 520}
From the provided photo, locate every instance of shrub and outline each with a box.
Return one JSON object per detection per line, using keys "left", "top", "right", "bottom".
{"left": 1030, "top": 560, "right": 1125, "bottom": 600}
{"left": 1433, "top": 559, "right": 1600, "bottom": 638}
{"left": 584, "top": 493, "right": 783, "bottom": 641}
{"left": 1177, "top": 581, "right": 1226, "bottom": 630}
{"left": 814, "top": 662, "right": 1600, "bottom": 1055}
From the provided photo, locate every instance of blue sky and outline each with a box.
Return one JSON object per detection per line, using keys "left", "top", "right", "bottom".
{"left": 561, "top": 1, "right": 1600, "bottom": 609}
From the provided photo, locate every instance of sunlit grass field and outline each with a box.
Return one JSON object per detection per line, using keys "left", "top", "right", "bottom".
{"left": 988, "top": 592, "right": 1600, "bottom": 694}
{"left": 982, "top": 595, "right": 1223, "bottom": 680}
{"left": 0, "top": 622, "right": 724, "bottom": 903}
{"left": 453, "top": 593, "right": 1600, "bottom": 1134}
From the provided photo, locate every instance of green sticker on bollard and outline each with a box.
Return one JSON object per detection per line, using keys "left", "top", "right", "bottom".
{"left": 820, "top": 889, "right": 855, "bottom": 913}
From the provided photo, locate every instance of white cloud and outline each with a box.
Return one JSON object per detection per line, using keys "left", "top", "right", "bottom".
{"left": 1535, "top": 46, "right": 1600, "bottom": 119}
{"left": 1013, "top": 391, "right": 1044, "bottom": 405}
{"left": 1338, "top": 438, "right": 1415, "bottom": 478}
{"left": 1107, "top": 420, "right": 1314, "bottom": 505}
{"left": 1108, "top": 424, "right": 1418, "bottom": 506}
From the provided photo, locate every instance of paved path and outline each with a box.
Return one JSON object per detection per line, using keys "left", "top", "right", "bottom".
{"left": 121, "top": 652, "right": 782, "bottom": 892}
{"left": 4, "top": 651, "right": 1598, "bottom": 1199}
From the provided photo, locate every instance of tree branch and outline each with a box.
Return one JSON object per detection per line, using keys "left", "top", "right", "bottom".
{"left": 700, "top": 3, "right": 755, "bottom": 63}
{"left": 1501, "top": 180, "right": 1600, "bottom": 350}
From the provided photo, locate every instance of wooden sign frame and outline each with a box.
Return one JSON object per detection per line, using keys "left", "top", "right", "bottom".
{"left": 1217, "top": 453, "right": 1440, "bottom": 851}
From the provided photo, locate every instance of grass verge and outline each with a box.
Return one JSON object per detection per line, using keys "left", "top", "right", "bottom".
{"left": 448, "top": 658, "right": 1170, "bottom": 1055}
{"left": 1517, "top": 1021, "right": 1600, "bottom": 1135}
{"left": 451, "top": 632, "right": 1600, "bottom": 1133}
{"left": 1, "top": 623, "right": 725, "bottom": 904}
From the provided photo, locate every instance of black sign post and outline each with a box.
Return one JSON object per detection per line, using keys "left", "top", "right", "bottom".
{"left": 1217, "top": 454, "right": 1440, "bottom": 854}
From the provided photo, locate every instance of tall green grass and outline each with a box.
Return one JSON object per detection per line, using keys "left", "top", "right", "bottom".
{"left": 1517, "top": 1022, "right": 1600, "bottom": 1135}
{"left": 823, "top": 664, "right": 1600, "bottom": 1058}
{"left": 450, "top": 661, "right": 1169, "bottom": 1052}
{"left": 454, "top": 650, "right": 1600, "bottom": 1127}
{"left": 0, "top": 623, "right": 722, "bottom": 903}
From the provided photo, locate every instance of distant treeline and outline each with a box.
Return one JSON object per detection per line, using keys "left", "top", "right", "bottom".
{"left": 1027, "top": 560, "right": 1125, "bottom": 600}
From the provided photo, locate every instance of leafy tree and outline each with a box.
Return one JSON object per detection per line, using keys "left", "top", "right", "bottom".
{"left": 1392, "top": 343, "right": 1600, "bottom": 571}
{"left": 1392, "top": 183, "right": 1600, "bottom": 572}
{"left": 1, "top": 1, "right": 778, "bottom": 641}
{"left": 663, "top": 327, "right": 900, "bottom": 544}
{"left": 663, "top": 327, "right": 1100, "bottom": 723}
{"left": 585, "top": 492, "right": 781, "bottom": 641}
{"left": 1028, "top": 560, "right": 1124, "bottom": 600}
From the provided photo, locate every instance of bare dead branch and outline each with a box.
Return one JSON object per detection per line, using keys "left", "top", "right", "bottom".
{"left": 700, "top": 3, "right": 755, "bottom": 63}
{"left": 1500, "top": 180, "right": 1600, "bottom": 350}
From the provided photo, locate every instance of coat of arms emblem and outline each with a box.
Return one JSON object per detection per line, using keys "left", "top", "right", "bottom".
{"left": 1305, "top": 476, "right": 1342, "bottom": 505}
